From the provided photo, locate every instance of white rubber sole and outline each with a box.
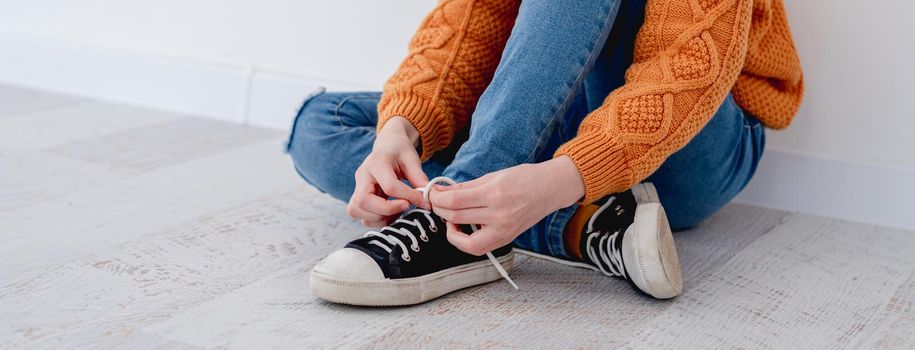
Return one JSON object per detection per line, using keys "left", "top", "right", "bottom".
{"left": 310, "top": 252, "right": 515, "bottom": 306}
{"left": 621, "top": 202, "right": 683, "bottom": 299}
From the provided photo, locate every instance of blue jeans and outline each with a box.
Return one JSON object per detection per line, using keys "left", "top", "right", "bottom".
{"left": 287, "top": 0, "right": 765, "bottom": 259}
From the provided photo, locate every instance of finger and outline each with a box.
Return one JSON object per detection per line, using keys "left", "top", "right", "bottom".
{"left": 348, "top": 176, "right": 388, "bottom": 219}
{"left": 431, "top": 175, "right": 487, "bottom": 192}
{"left": 361, "top": 219, "right": 387, "bottom": 228}
{"left": 399, "top": 157, "right": 431, "bottom": 209}
{"left": 446, "top": 224, "right": 507, "bottom": 256}
{"left": 358, "top": 192, "right": 410, "bottom": 216}
{"left": 429, "top": 183, "right": 489, "bottom": 210}
{"left": 374, "top": 168, "right": 426, "bottom": 206}
{"left": 399, "top": 156, "right": 429, "bottom": 189}
{"left": 347, "top": 202, "right": 386, "bottom": 223}
{"left": 361, "top": 210, "right": 401, "bottom": 228}
{"left": 432, "top": 206, "right": 493, "bottom": 224}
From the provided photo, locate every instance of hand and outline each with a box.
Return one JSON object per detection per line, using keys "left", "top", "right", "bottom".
{"left": 428, "top": 156, "right": 585, "bottom": 255}
{"left": 347, "top": 117, "right": 429, "bottom": 227}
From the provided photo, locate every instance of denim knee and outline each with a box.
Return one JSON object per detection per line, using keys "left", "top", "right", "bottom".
{"left": 286, "top": 89, "right": 382, "bottom": 202}
{"left": 286, "top": 88, "right": 339, "bottom": 195}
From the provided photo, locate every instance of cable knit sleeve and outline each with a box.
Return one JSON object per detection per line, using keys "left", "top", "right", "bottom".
{"left": 377, "top": 0, "right": 520, "bottom": 160}
{"left": 556, "top": 0, "right": 756, "bottom": 203}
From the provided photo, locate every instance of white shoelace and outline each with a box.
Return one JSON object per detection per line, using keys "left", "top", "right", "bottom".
{"left": 585, "top": 230, "right": 625, "bottom": 277}
{"left": 583, "top": 196, "right": 626, "bottom": 277}
{"left": 364, "top": 209, "right": 437, "bottom": 262}
{"left": 363, "top": 176, "right": 518, "bottom": 289}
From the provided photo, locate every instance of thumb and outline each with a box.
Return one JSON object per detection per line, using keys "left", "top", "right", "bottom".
{"left": 400, "top": 155, "right": 429, "bottom": 189}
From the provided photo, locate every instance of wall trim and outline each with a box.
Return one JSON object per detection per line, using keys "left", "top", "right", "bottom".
{"left": 0, "top": 34, "right": 370, "bottom": 127}
{"left": 735, "top": 148, "right": 915, "bottom": 231}
{"left": 2, "top": 35, "right": 913, "bottom": 231}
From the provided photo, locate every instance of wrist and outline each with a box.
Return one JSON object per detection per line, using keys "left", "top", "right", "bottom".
{"left": 382, "top": 116, "right": 420, "bottom": 148}
{"left": 539, "top": 156, "right": 586, "bottom": 208}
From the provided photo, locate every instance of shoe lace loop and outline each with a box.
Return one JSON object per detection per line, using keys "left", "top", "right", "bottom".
{"left": 584, "top": 196, "right": 628, "bottom": 278}
{"left": 364, "top": 209, "right": 436, "bottom": 261}
{"left": 586, "top": 229, "right": 626, "bottom": 277}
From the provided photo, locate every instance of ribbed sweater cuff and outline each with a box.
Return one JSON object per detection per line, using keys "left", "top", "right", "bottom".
{"left": 378, "top": 92, "right": 454, "bottom": 161}
{"left": 554, "top": 132, "right": 633, "bottom": 204}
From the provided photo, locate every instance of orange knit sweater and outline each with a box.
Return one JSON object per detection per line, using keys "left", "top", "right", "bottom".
{"left": 378, "top": 0, "right": 804, "bottom": 203}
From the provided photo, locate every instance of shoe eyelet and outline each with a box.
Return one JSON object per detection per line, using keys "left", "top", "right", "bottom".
{"left": 420, "top": 234, "right": 429, "bottom": 242}
{"left": 430, "top": 225, "right": 438, "bottom": 233}
{"left": 411, "top": 244, "right": 420, "bottom": 252}
{"left": 401, "top": 254, "right": 411, "bottom": 262}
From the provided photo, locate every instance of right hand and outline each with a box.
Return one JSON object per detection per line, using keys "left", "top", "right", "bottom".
{"left": 347, "top": 116, "right": 430, "bottom": 227}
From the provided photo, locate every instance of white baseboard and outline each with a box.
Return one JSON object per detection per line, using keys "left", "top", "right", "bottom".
{"left": 0, "top": 34, "right": 371, "bottom": 126}
{"left": 735, "top": 148, "right": 915, "bottom": 231}
{"left": 0, "top": 35, "right": 250, "bottom": 123}
{"left": 2, "top": 35, "right": 913, "bottom": 231}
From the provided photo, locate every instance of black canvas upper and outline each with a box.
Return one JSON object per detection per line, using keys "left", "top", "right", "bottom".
{"left": 579, "top": 189, "right": 638, "bottom": 279}
{"left": 346, "top": 209, "right": 512, "bottom": 279}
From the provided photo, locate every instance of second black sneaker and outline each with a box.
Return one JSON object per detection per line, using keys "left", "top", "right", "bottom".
{"left": 310, "top": 208, "right": 515, "bottom": 306}
{"left": 582, "top": 183, "right": 682, "bottom": 298}
{"left": 519, "top": 183, "right": 683, "bottom": 299}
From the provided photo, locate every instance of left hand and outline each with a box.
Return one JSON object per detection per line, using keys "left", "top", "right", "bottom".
{"left": 428, "top": 156, "right": 586, "bottom": 256}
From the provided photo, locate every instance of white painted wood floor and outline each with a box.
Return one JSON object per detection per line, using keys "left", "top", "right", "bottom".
{"left": 1, "top": 83, "right": 914, "bottom": 349}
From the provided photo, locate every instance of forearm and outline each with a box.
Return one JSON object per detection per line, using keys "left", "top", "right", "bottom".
{"left": 380, "top": 116, "right": 420, "bottom": 149}
{"left": 538, "top": 156, "right": 586, "bottom": 209}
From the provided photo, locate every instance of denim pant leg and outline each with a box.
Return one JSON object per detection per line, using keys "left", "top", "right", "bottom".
{"left": 286, "top": 89, "right": 449, "bottom": 202}
{"left": 440, "top": 0, "right": 622, "bottom": 258}
{"left": 647, "top": 94, "right": 766, "bottom": 230}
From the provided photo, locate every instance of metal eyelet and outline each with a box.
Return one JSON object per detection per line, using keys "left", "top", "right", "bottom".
{"left": 411, "top": 244, "right": 420, "bottom": 252}
{"left": 420, "top": 234, "right": 429, "bottom": 242}
{"left": 402, "top": 254, "right": 411, "bottom": 262}
{"left": 430, "top": 225, "right": 438, "bottom": 233}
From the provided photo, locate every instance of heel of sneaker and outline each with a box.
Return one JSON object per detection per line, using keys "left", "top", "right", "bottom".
{"left": 622, "top": 203, "right": 683, "bottom": 299}
{"left": 632, "top": 182, "right": 661, "bottom": 204}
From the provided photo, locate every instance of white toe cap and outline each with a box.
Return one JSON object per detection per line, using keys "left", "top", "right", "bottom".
{"left": 312, "top": 247, "right": 385, "bottom": 281}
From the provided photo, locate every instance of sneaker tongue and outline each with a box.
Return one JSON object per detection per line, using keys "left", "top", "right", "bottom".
{"left": 346, "top": 236, "right": 391, "bottom": 261}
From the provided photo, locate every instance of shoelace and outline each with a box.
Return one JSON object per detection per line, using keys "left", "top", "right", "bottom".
{"left": 363, "top": 209, "right": 437, "bottom": 262}
{"left": 583, "top": 196, "right": 628, "bottom": 278}
{"left": 585, "top": 230, "right": 626, "bottom": 278}
{"left": 362, "top": 176, "right": 518, "bottom": 289}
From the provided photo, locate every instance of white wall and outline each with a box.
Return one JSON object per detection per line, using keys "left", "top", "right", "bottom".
{"left": 1, "top": 0, "right": 914, "bottom": 228}
{"left": 771, "top": 0, "right": 915, "bottom": 166}
{"left": 0, "top": 0, "right": 436, "bottom": 89}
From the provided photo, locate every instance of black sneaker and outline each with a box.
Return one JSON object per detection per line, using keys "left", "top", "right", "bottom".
{"left": 583, "top": 183, "right": 682, "bottom": 298}
{"left": 310, "top": 208, "right": 515, "bottom": 306}
{"left": 519, "top": 183, "right": 682, "bottom": 299}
